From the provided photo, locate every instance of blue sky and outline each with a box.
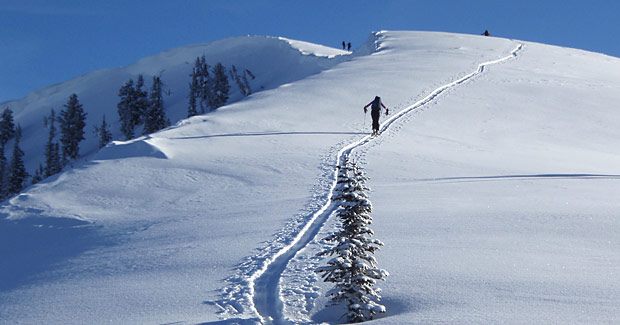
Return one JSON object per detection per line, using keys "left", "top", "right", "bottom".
{"left": 1, "top": 0, "right": 619, "bottom": 103}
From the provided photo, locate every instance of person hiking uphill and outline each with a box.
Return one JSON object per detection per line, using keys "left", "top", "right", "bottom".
{"left": 364, "top": 96, "right": 389, "bottom": 136}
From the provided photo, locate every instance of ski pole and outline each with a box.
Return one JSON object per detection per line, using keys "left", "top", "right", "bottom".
{"left": 363, "top": 112, "right": 367, "bottom": 131}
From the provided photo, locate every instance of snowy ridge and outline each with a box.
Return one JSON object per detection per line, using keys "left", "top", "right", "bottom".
{"left": 242, "top": 42, "right": 524, "bottom": 323}
{"left": 278, "top": 37, "right": 351, "bottom": 58}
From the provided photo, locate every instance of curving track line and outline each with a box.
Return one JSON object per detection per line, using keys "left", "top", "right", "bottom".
{"left": 249, "top": 42, "right": 524, "bottom": 324}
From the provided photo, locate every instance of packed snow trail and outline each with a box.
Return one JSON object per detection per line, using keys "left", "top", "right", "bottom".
{"left": 248, "top": 42, "right": 523, "bottom": 324}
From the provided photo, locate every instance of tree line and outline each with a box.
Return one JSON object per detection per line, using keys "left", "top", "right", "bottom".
{"left": 117, "top": 57, "right": 255, "bottom": 139}
{"left": 1, "top": 57, "right": 255, "bottom": 198}
{"left": 186, "top": 55, "right": 254, "bottom": 118}
{"left": 117, "top": 75, "right": 169, "bottom": 140}
{"left": 0, "top": 93, "right": 88, "bottom": 197}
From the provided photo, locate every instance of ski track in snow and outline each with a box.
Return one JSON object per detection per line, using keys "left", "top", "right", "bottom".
{"left": 220, "top": 42, "right": 524, "bottom": 324}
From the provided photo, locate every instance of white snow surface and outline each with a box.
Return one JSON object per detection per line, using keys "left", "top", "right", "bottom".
{"left": 1, "top": 31, "right": 619, "bottom": 324}
{"left": 278, "top": 37, "right": 351, "bottom": 58}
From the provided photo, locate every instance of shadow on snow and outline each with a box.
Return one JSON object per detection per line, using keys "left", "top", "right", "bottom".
{"left": 415, "top": 173, "right": 620, "bottom": 183}
{"left": 0, "top": 216, "right": 114, "bottom": 292}
{"left": 312, "top": 295, "right": 415, "bottom": 324}
{"left": 196, "top": 317, "right": 261, "bottom": 325}
{"left": 168, "top": 131, "right": 367, "bottom": 140}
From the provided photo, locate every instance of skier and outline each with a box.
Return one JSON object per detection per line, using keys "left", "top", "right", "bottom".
{"left": 363, "top": 96, "right": 389, "bottom": 136}
{"left": 342, "top": 41, "right": 346, "bottom": 50}
{"left": 347, "top": 42, "right": 352, "bottom": 51}
{"left": 482, "top": 29, "right": 490, "bottom": 36}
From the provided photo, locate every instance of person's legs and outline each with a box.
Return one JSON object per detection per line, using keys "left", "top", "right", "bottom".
{"left": 371, "top": 111, "right": 380, "bottom": 134}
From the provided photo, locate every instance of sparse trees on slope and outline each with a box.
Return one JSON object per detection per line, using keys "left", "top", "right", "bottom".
{"left": 316, "top": 160, "right": 388, "bottom": 323}
{"left": 44, "top": 109, "right": 62, "bottom": 177}
{"left": 8, "top": 126, "right": 27, "bottom": 194}
{"left": 143, "top": 76, "right": 169, "bottom": 134}
{"left": 0, "top": 107, "right": 15, "bottom": 146}
{"left": 230, "top": 65, "right": 251, "bottom": 97}
{"left": 59, "top": 94, "right": 87, "bottom": 161}
{"left": 117, "top": 75, "right": 150, "bottom": 138}
{"left": 211, "top": 63, "right": 230, "bottom": 109}
{"left": 189, "top": 57, "right": 238, "bottom": 114}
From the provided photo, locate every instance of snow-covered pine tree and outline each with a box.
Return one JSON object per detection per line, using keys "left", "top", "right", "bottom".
{"left": 117, "top": 79, "right": 136, "bottom": 139}
{"left": 316, "top": 160, "right": 388, "bottom": 322}
{"left": 211, "top": 63, "right": 230, "bottom": 109}
{"left": 44, "top": 109, "right": 62, "bottom": 177}
{"left": 134, "top": 74, "right": 149, "bottom": 126}
{"left": 0, "top": 107, "right": 15, "bottom": 146}
{"left": 59, "top": 93, "right": 87, "bottom": 161}
{"left": 143, "top": 76, "right": 169, "bottom": 134}
{"left": 95, "top": 114, "right": 112, "bottom": 148}
{"left": 8, "top": 125, "right": 27, "bottom": 195}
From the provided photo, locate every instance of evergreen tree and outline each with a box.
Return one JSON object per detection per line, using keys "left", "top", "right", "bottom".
{"left": 44, "top": 109, "right": 62, "bottom": 177}
{"left": 143, "top": 76, "right": 169, "bottom": 134}
{"left": 0, "top": 143, "right": 6, "bottom": 198}
{"left": 211, "top": 63, "right": 230, "bottom": 109}
{"left": 95, "top": 114, "right": 112, "bottom": 148}
{"left": 229, "top": 65, "right": 250, "bottom": 96}
{"left": 59, "top": 94, "right": 87, "bottom": 160}
{"left": 197, "top": 56, "right": 212, "bottom": 113}
{"left": 242, "top": 69, "right": 253, "bottom": 95}
{"left": 8, "top": 126, "right": 27, "bottom": 195}
{"left": 316, "top": 161, "right": 388, "bottom": 322}
{"left": 31, "top": 164, "right": 45, "bottom": 185}
{"left": 117, "top": 79, "right": 136, "bottom": 139}
{"left": 0, "top": 107, "right": 15, "bottom": 145}
{"left": 244, "top": 68, "right": 256, "bottom": 80}
{"left": 187, "top": 69, "right": 199, "bottom": 117}
{"left": 134, "top": 74, "right": 148, "bottom": 125}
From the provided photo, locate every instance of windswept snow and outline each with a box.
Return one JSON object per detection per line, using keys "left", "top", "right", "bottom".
{"left": 278, "top": 37, "right": 351, "bottom": 58}
{"left": 1, "top": 31, "right": 620, "bottom": 324}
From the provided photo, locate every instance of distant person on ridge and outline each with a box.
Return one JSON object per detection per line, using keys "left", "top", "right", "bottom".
{"left": 364, "top": 96, "right": 389, "bottom": 136}
{"left": 342, "top": 41, "right": 346, "bottom": 50}
{"left": 347, "top": 42, "right": 352, "bottom": 51}
{"left": 482, "top": 30, "right": 490, "bottom": 36}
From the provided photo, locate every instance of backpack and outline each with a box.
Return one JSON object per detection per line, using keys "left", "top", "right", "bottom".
{"left": 371, "top": 98, "right": 381, "bottom": 113}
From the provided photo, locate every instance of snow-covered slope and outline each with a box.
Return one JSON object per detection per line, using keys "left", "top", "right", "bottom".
{"left": 1, "top": 31, "right": 619, "bottom": 324}
{"left": 1, "top": 35, "right": 350, "bottom": 173}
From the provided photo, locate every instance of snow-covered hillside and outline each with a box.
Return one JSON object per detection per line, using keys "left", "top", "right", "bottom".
{"left": 0, "top": 35, "right": 350, "bottom": 173}
{"left": 1, "top": 31, "right": 619, "bottom": 324}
